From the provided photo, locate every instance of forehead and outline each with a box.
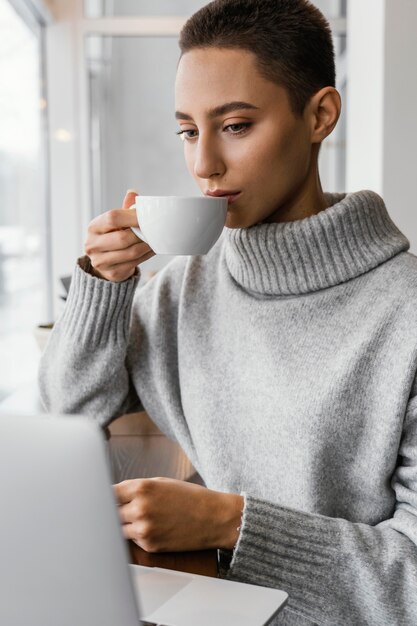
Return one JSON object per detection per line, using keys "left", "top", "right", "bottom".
{"left": 175, "top": 47, "right": 287, "bottom": 114}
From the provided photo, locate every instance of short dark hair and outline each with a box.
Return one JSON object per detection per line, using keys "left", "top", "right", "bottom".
{"left": 179, "top": 0, "right": 336, "bottom": 118}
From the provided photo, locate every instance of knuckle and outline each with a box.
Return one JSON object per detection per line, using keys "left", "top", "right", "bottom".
{"left": 106, "top": 269, "right": 119, "bottom": 282}
{"left": 134, "top": 479, "right": 150, "bottom": 495}
{"left": 87, "top": 218, "right": 97, "bottom": 234}
{"left": 142, "top": 540, "right": 159, "bottom": 553}
{"left": 127, "top": 245, "right": 140, "bottom": 261}
{"left": 105, "top": 209, "right": 118, "bottom": 229}
{"left": 139, "top": 539, "right": 153, "bottom": 553}
{"left": 84, "top": 240, "right": 93, "bottom": 256}
{"left": 138, "top": 523, "right": 156, "bottom": 550}
{"left": 132, "top": 501, "right": 144, "bottom": 520}
{"left": 140, "top": 521, "right": 153, "bottom": 539}
{"left": 92, "top": 258, "right": 103, "bottom": 270}
{"left": 119, "top": 229, "right": 132, "bottom": 247}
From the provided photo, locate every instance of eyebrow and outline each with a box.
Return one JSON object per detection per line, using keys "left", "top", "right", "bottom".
{"left": 175, "top": 101, "right": 260, "bottom": 121}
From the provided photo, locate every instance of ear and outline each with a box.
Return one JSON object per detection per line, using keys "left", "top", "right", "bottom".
{"left": 306, "top": 87, "right": 341, "bottom": 144}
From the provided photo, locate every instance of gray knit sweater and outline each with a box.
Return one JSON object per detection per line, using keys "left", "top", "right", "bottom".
{"left": 39, "top": 190, "right": 417, "bottom": 625}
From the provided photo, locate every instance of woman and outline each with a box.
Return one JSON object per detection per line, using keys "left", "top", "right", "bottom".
{"left": 39, "top": 1, "right": 417, "bottom": 624}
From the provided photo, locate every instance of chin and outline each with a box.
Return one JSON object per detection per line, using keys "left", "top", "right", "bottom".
{"left": 225, "top": 213, "right": 255, "bottom": 230}
{"left": 225, "top": 214, "right": 242, "bottom": 229}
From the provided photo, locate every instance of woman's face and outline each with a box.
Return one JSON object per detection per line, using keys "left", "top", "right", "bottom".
{"left": 175, "top": 47, "right": 318, "bottom": 228}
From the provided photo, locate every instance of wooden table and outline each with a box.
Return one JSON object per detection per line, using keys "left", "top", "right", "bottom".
{"left": 108, "top": 411, "right": 219, "bottom": 577}
{"left": 129, "top": 542, "right": 218, "bottom": 577}
{"left": 107, "top": 411, "right": 196, "bottom": 484}
{"left": 0, "top": 387, "right": 219, "bottom": 578}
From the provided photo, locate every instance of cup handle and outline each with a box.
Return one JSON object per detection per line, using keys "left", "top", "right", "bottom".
{"left": 129, "top": 203, "right": 148, "bottom": 244}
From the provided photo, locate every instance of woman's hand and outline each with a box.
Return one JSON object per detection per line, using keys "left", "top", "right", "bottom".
{"left": 113, "top": 477, "right": 244, "bottom": 553}
{"left": 84, "top": 190, "right": 155, "bottom": 282}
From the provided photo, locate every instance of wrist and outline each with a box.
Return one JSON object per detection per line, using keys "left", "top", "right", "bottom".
{"left": 79, "top": 255, "right": 107, "bottom": 280}
{"left": 211, "top": 491, "right": 244, "bottom": 551}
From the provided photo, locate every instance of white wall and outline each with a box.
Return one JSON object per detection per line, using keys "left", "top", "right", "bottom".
{"left": 346, "top": 0, "right": 417, "bottom": 253}
{"left": 383, "top": 0, "right": 417, "bottom": 254}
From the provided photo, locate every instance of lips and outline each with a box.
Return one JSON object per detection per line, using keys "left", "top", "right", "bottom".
{"left": 206, "top": 189, "right": 242, "bottom": 204}
{"left": 206, "top": 189, "right": 241, "bottom": 197}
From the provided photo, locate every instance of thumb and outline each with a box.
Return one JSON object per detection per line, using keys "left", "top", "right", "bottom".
{"left": 122, "top": 189, "right": 138, "bottom": 210}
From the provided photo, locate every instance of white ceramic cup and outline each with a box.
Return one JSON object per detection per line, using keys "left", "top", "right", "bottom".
{"left": 130, "top": 196, "right": 228, "bottom": 255}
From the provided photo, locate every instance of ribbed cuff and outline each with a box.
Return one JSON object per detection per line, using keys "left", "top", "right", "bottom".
{"left": 227, "top": 494, "right": 341, "bottom": 619}
{"left": 58, "top": 257, "right": 140, "bottom": 348}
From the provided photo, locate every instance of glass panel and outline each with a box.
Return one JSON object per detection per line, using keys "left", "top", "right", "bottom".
{"left": 87, "top": 35, "right": 197, "bottom": 206}
{"left": 85, "top": 0, "right": 207, "bottom": 18}
{"left": 87, "top": 35, "right": 196, "bottom": 275}
{"left": 313, "top": 0, "right": 347, "bottom": 19}
{"left": 85, "top": 0, "right": 347, "bottom": 19}
{"left": 0, "top": 1, "right": 48, "bottom": 400}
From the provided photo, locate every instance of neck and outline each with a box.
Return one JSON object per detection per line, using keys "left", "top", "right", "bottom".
{"left": 263, "top": 163, "right": 326, "bottom": 224}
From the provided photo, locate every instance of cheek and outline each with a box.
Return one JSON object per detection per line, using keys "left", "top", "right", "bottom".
{"left": 253, "top": 127, "right": 310, "bottom": 184}
{"left": 184, "top": 146, "right": 198, "bottom": 180}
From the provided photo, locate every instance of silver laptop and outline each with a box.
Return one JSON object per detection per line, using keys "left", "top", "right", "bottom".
{"left": 0, "top": 414, "right": 288, "bottom": 626}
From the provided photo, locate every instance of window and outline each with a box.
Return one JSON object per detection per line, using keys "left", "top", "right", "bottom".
{"left": 87, "top": 34, "right": 197, "bottom": 216}
{"left": 85, "top": 0, "right": 207, "bottom": 18}
{"left": 0, "top": 0, "right": 50, "bottom": 400}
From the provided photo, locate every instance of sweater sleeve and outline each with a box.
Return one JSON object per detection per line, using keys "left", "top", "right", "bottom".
{"left": 38, "top": 257, "right": 143, "bottom": 427}
{"left": 225, "top": 393, "right": 417, "bottom": 625}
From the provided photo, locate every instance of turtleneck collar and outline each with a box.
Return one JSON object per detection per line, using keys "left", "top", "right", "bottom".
{"left": 223, "top": 190, "right": 409, "bottom": 296}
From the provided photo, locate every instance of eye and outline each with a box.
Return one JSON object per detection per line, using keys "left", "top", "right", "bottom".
{"left": 175, "top": 121, "right": 252, "bottom": 142}
{"left": 176, "top": 129, "right": 198, "bottom": 141}
{"left": 224, "top": 122, "right": 252, "bottom": 135}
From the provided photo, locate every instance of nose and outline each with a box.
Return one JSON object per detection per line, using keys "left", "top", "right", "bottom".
{"left": 193, "top": 133, "right": 225, "bottom": 181}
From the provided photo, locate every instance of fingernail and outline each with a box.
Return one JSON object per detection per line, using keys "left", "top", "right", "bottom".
{"left": 126, "top": 189, "right": 138, "bottom": 194}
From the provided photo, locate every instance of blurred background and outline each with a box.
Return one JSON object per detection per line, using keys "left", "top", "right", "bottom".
{"left": 0, "top": 0, "right": 416, "bottom": 402}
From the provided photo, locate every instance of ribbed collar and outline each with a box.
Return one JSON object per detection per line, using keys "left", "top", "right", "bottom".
{"left": 223, "top": 190, "right": 409, "bottom": 296}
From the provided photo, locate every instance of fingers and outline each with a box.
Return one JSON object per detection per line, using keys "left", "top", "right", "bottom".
{"left": 118, "top": 504, "right": 132, "bottom": 525}
{"left": 88, "top": 208, "right": 139, "bottom": 235}
{"left": 87, "top": 228, "right": 141, "bottom": 254}
{"left": 86, "top": 236, "right": 150, "bottom": 273}
{"left": 88, "top": 187, "right": 138, "bottom": 236}
{"left": 85, "top": 213, "right": 154, "bottom": 281}
{"left": 90, "top": 245, "right": 148, "bottom": 271}
{"left": 121, "top": 523, "right": 159, "bottom": 553}
{"left": 118, "top": 504, "right": 158, "bottom": 552}
{"left": 122, "top": 189, "right": 138, "bottom": 210}
{"left": 86, "top": 240, "right": 154, "bottom": 282}
{"left": 118, "top": 500, "right": 142, "bottom": 525}
{"left": 84, "top": 189, "right": 155, "bottom": 282}
{"left": 113, "top": 479, "right": 143, "bottom": 505}
{"left": 121, "top": 523, "right": 136, "bottom": 541}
